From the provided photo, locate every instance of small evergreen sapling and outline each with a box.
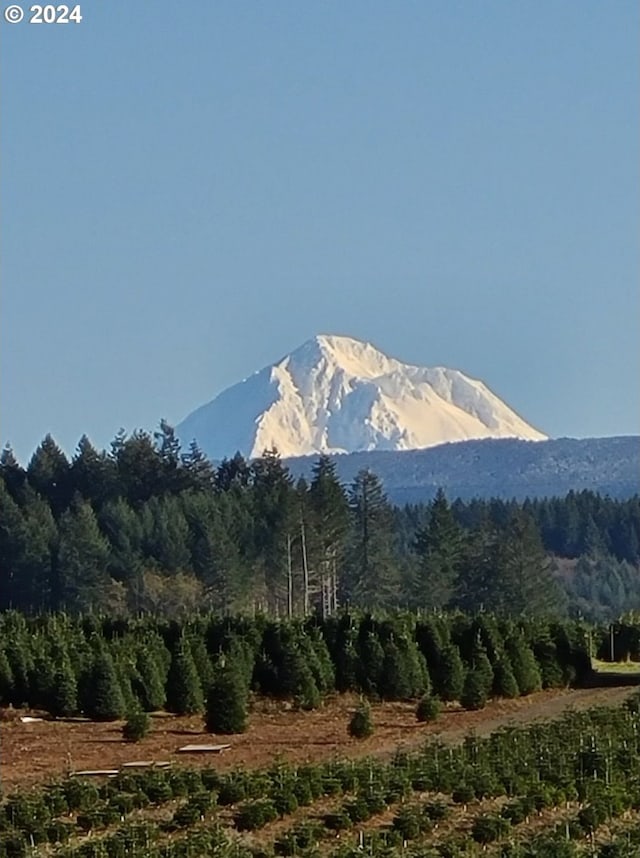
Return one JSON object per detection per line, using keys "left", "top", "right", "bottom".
{"left": 416, "top": 694, "right": 441, "bottom": 723}
{"left": 122, "top": 709, "right": 150, "bottom": 742}
{"left": 348, "top": 699, "right": 374, "bottom": 739}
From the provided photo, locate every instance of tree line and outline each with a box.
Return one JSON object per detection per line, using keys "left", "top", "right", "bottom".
{"left": 0, "top": 425, "right": 638, "bottom": 619}
{"left": 0, "top": 609, "right": 591, "bottom": 722}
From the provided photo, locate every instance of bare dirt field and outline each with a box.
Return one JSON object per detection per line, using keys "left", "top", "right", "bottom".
{"left": 1, "top": 685, "right": 634, "bottom": 793}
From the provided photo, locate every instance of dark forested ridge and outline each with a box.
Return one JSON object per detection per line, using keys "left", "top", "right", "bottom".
{"left": 286, "top": 436, "right": 639, "bottom": 503}
{"left": 0, "top": 426, "right": 639, "bottom": 621}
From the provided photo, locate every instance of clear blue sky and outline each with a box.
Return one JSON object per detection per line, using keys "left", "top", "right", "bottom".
{"left": 2, "top": 1, "right": 638, "bottom": 464}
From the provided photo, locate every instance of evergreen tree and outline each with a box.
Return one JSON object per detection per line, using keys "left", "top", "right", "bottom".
{"left": 166, "top": 639, "right": 204, "bottom": 715}
{"left": 251, "top": 450, "right": 296, "bottom": 613}
{"left": 70, "top": 435, "right": 118, "bottom": 509}
{"left": 413, "top": 489, "right": 465, "bottom": 608}
{"left": 181, "top": 440, "right": 216, "bottom": 491}
{"left": 460, "top": 668, "right": 488, "bottom": 710}
{"left": 142, "top": 495, "right": 191, "bottom": 571}
{"left": 308, "top": 456, "right": 349, "bottom": 613}
{"left": 436, "top": 643, "right": 465, "bottom": 702}
{"left": 0, "top": 647, "right": 14, "bottom": 704}
{"left": 416, "top": 693, "right": 441, "bottom": 722}
{"left": 50, "top": 652, "right": 79, "bottom": 717}
{"left": 98, "top": 497, "right": 144, "bottom": 601}
{"left": 492, "top": 654, "right": 519, "bottom": 699}
{"left": 27, "top": 434, "right": 72, "bottom": 515}
{"left": 379, "top": 638, "right": 413, "bottom": 700}
{"left": 531, "top": 626, "right": 565, "bottom": 689}
{"left": 182, "top": 491, "right": 243, "bottom": 612}
{"left": 85, "top": 649, "right": 126, "bottom": 721}
{"left": 111, "top": 430, "right": 165, "bottom": 506}
{"left": 345, "top": 470, "right": 399, "bottom": 607}
{"left": 134, "top": 647, "right": 166, "bottom": 711}
{"left": 348, "top": 700, "right": 374, "bottom": 739}
{"left": 57, "top": 499, "right": 112, "bottom": 612}
{"left": 505, "top": 632, "right": 542, "bottom": 696}
{"left": 0, "top": 445, "right": 27, "bottom": 502}
{"left": 205, "top": 658, "right": 248, "bottom": 734}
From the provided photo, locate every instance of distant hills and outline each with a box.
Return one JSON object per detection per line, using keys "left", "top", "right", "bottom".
{"left": 285, "top": 436, "right": 639, "bottom": 503}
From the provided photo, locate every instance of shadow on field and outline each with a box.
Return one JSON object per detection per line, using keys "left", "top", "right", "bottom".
{"left": 582, "top": 669, "right": 640, "bottom": 688}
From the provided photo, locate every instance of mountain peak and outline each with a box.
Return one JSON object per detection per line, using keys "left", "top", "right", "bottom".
{"left": 177, "top": 336, "right": 547, "bottom": 460}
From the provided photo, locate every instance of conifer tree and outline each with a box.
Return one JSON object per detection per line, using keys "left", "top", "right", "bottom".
{"left": 348, "top": 699, "right": 374, "bottom": 739}
{"left": 413, "top": 489, "right": 465, "bottom": 608}
{"left": 166, "top": 639, "right": 204, "bottom": 714}
{"left": 308, "top": 455, "right": 349, "bottom": 613}
{"left": 279, "top": 637, "right": 321, "bottom": 710}
{"left": 71, "top": 435, "right": 118, "bottom": 508}
{"left": 57, "top": 499, "right": 111, "bottom": 613}
{"left": 356, "top": 630, "right": 385, "bottom": 697}
{"left": 50, "top": 653, "right": 79, "bottom": 717}
{"left": 27, "top": 434, "right": 72, "bottom": 515}
{"left": 531, "top": 627, "right": 565, "bottom": 689}
{"left": 85, "top": 649, "right": 126, "bottom": 721}
{"left": 492, "top": 654, "right": 519, "bottom": 699}
{"left": 460, "top": 668, "right": 488, "bottom": 710}
{"left": 436, "top": 643, "right": 465, "bottom": 702}
{"left": 205, "top": 657, "right": 248, "bottom": 734}
{"left": 135, "top": 647, "right": 166, "bottom": 711}
{"left": 505, "top": 632, "right": 542, "bottom": 696}
{"left": 346, "top": 470, "right": 399, "bottom": 607}
{"left": 0, "top": 444, "right": 27, "bottom": 501}
{"left": 0, "top": 647, "right": 14, "bottom": 704}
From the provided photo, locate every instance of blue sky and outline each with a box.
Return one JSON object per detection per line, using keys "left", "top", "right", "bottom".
{"left": 1, "top": 2, "right": 638, "bottom": 464}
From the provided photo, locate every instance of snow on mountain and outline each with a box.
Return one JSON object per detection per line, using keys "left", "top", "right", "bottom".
{"left": 176, "top": 335, "right": 547, "bottom": 460}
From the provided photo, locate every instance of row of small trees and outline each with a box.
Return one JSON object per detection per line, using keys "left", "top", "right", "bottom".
{"left": 2, "top": 691, "right": 640, "bottom": 857}
{"left": 0, "top": 610, "right": 591, "bottom": 726}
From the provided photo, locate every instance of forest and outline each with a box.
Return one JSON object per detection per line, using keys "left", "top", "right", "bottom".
{"left": 0, "top": 423, "right": 639, "bottom": 621}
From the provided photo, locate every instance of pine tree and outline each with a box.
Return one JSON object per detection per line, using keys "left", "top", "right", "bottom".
{"left": 492, "top": 654, "right": 519, "bottom": 699}
{"left": 416, "top": 694, "right": 441, "bottom": 722}
{"left": 205, "top": 658, "right": 248, "bottom": 734}
{"left": 57, "top": 499, "right": 112, "bottom": 613}
{"left": 308, "top": 456, "right": 349, "bottom": 614}
{"left": 50, "top": 653, "right": 79, "bottom": 717}
{"left": 345, "top": 470, "right": 399, "bottom": 607}
{"left": 0, "top": 444, "right": 27, "bottom": 502}
{"left": 379, "top": 638, "right": 413, "bottom": 700}
{"left": 251, "top": 450, "right": 296, "bottom": 613}
{"left": 0, "top": 648, "right": 14, "bottom": 704}
{"left": 505, "top": 632, "right": 542, "bottom": 696}
{"left": 70, "top": 435, "right": 118, "bottom": 509}
{"left": 348, "top": 700, "right": 374, "bottom": 739}
{"left": 460, "top": 668, "right": 488, "bottom": 710}
{"left": 85, "top": 649, "right": 126, "bottom": 721}
{"left": 27, "top": 434, "right": 72, "bottom": 515}
{"left": 436, "top": 643, "right": 465, "bottom": 702}
{"left": 134, "top": 647, "right": 166, "bottom": 711}
{"left": 413, "top": 489, "right": 465, "bottom": 609}
{"left": 166, "top": 639, "right": 204, "bottom": 715}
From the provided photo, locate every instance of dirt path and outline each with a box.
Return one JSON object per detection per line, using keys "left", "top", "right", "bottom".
{"left": 0, "top": 685, "right": 633, "bottom": 793}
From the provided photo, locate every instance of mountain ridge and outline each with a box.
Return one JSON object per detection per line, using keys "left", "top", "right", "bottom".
{"left": 284, "top": 435, "right": 640, "bottom": 503}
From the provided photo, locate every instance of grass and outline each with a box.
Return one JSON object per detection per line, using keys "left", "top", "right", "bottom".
{"left": 591, "top": 658, "right": 640, "bottom": 674}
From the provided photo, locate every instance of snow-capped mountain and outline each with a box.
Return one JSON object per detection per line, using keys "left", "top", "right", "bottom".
{"left": 176, "top": 335, "right": 547, "bottom": 459}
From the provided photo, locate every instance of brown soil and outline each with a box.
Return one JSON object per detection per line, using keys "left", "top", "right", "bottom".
{"left": 0, "top": 686, "right": 633, "bottom": 794}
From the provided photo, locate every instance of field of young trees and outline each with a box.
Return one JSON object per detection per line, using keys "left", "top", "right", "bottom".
{"left": 3, "top": 682, "right": 640, "bottom": 856}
